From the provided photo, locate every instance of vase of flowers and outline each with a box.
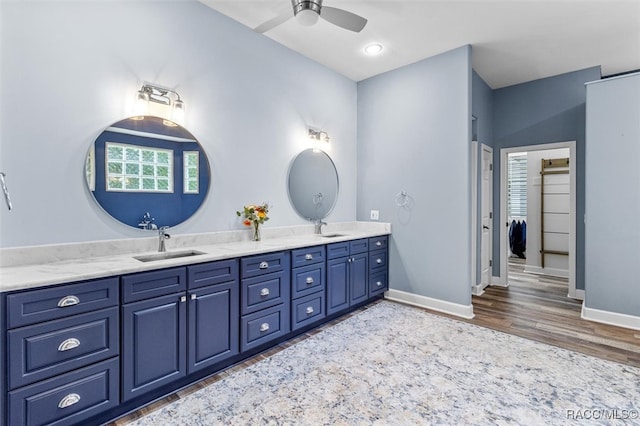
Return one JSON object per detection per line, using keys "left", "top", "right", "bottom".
{"left": 236, "top": 203, "right": 270, "bottom": 241}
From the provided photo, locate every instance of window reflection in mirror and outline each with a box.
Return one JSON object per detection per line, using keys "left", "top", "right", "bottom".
{"left": 86, "top": 116, "right": 210, "bottom": 229}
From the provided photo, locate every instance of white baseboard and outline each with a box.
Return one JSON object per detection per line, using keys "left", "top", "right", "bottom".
{"left": 385, "top": 289, "right": 475, "bottom": 319}
{"left": 581, "top": 304, "right": 640, "bottom": 331}
{"left": 568, "top": 288, "right": 585, "bottom": 300}
{"left": 490, "top": 275, "right": 508, "bottom": 287}
{"left": 471, "top": 284, "right": 485, "bottom": 296}
{"left": 523, "top": 265, "right": 569, "bottom": 279}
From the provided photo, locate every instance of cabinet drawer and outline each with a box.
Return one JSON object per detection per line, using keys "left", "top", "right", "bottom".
{"left": 369, "top": 235, "right": 388, "bottom": 251}
{"left": 8, "top": 307, "right": 119, "bottom": 390}
{"left": 7, "top": 277, "right": 119, "bottom": 329}
{"left": 241, "top": 304, "right": 290, "bottom": 352}
{"left": 291, "top": 291, "right": 325, "bottom": 331}
{"left": 291, "top": 246, "right": 325, "bottom": 268}
{"left": 188, "top": 259, "right": 238, "bottom": 290}
{"left": 350, "top": 238, "right": 369, "bottom": 255}
{"left": 369, "top": 249, "right": 387, "bottom": 271}
{"left": 241, "top": 272, "right": 289, "bottom": 315}
{"left": 369, "top": 271, "right": 388, "bottom": 297}
{"left": 327, "top": 242, "right": 349, "bottom": 260}
{"left": 8, "top": 358, "right": 119, "bottom": 426}
{"left": 122, "top": 267, "right": 186, "bottom": 303}
{"left": 241, "top": 251, "right": 287, "bottom": 279}
{"left": 292, "top": 263, "right": 325, "bottom": 299}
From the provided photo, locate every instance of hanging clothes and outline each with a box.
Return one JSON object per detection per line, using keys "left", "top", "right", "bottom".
{"left": 510, "top": 220, "right": 525, "bottom": 259}
{"left": 521, "top": 220, "right": 527, "bottom": 256}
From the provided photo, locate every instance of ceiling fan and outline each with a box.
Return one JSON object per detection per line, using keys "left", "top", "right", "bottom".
{"left": 254, "top": 0, "right": 368, "bottom": 33}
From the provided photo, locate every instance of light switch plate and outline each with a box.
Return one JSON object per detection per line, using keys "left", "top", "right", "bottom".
{"left": 370, "top": 210, "right": 379, "bottom": 220}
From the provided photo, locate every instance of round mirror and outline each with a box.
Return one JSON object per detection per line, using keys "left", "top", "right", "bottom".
{"left": 85, "top": 116, "right": 210, "bottom": 229}
{"left": 287, "top": 148, "right": 339, "bottom": 221}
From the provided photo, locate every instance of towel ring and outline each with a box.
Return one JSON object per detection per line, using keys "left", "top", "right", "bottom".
{"left": 395, "top": 191, "right": 409, "bottom": 208}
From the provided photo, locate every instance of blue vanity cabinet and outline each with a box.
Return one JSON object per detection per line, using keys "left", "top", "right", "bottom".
{"left": 187, "top": 260, "right": 239, "bottom": 374}
{"left": 4, "top": 277, "right": 120, "bottom": 426}
{"left": 290, "top": 246, "right": 326, "bottom": 331}
{"left": 240, "top": 252, "right": 290, "bottom": 352}
{"left": 368, "top": 235, "right": 389, "bottom": 297}
{"left": 326, "top": 239, "right": 369, "bottom": 315}
{"left": 121, "top": 267, "right": 187, "bottom": 402}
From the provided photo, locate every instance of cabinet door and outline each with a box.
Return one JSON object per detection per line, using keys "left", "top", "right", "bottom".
{"left": 350, "top": 253, "right": 368, "bottom": 305}
{"left": 188, "top": 283, "right": 239, "bottom": 374}
{"left": 122, "top": 293, "right": 186, "bottom": 402}
{"left": 327, "top": 257, "right": 349, "bottom": 315}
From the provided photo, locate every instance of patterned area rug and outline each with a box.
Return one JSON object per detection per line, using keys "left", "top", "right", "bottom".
{"left": 128, "top": 301, "right": 640, "bottom": 425}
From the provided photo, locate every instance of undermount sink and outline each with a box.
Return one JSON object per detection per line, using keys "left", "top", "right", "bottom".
{"left": 318, "top": 233, "right": 346, "bottom": 238}
{"left": 134, "top": 250, "right": 206, "bottom": 263}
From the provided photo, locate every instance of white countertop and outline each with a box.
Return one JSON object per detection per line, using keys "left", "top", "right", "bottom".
{"left": 0, "top": 222, "right": 390, "bottom": 293}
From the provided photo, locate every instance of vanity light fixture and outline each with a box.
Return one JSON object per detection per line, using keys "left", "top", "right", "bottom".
{"left": 134, "top": 83, "right": 186, "bottom": 125}
{"left": 308, "top": 129, "right": 330, "bottom": 143}
{"left": 363, "top": 43, "right": 383, "bottom": 56}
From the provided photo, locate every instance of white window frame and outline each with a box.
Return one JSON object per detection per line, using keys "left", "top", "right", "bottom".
{"left": 105, "top": 142, "right": 174, "bottom": 193}
{"left": 183, "top": 151, "right": 199, "bottom": 194}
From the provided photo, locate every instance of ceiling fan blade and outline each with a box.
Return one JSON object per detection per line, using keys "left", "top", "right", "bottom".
{"left": 253, "top": 9, "right": 293, "bottom": 33}
{"left": 320, "top": 6, "right": 367, "bottom": 32}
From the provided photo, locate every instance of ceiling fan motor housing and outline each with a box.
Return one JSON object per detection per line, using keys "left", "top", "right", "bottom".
{"left": 292, "top": 0, "right": 322, "bottom": 16}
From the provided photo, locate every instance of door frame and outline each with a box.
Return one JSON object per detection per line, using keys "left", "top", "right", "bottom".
{"left": 471, "top": 142, "right": 493, "bottom": 296}
{"left": 498, "top": 140, "right": 581, "bottom": 299}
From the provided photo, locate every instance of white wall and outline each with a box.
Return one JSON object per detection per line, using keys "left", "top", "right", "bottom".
{"left": 585, "top": 73, "right": 640, "bottom": 318}
{"left": 0, "top": 1, "right": 357, "bottom": 247}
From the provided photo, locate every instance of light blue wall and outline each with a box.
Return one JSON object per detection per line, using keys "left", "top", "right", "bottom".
{"left": 585, "top": 73, "right": 640, "bottom": 316}
{"left": 0, "top": 1, "right": 357, "bottom": 247}
{"left": 491, "top": 66, "right": 601, "bottom": 290}
{"left": 471, "top": 70, "right": 494, "bottom": 285}
{"left": 357, "top": 46, "right": 472, "bottom": 306}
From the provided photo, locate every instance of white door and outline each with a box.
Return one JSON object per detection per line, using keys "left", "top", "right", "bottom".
{"left": 480, "top": 145, "right": 493, "bottom": 287}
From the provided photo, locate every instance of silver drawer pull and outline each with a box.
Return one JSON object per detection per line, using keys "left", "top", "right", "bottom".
{"left": 57, "top": 295, "right": 80, "bottom": 308}
{"left": 260, "top": 288, "right": 270, "bottom": 297}
{"left": 58, "top": 393, "right": 81, "bottom": 409}
{"left": 259, "top": 261, "right": 269, "bottom": 269}
{"left": 305, "top": 254, "right": 313, "bottom": 260}
{"left": 376, "top": 258, "right": 383, "bottom": 264}
{"left": 376, "top": 241, "right": 382, "bottom": 247}
{"left": 306, "top": 306, "right": 314, "bottom": 315}
{"left": 191, "top": 294, "right": 197, "bottom": 300}
{"left": 376, "top": 281, "right": 383, "bottom": 287}
{"left": 58, "top": 338, "right": 80, "bottom": 352}
{"left": 306, "top": 277, "right": 314, "bottom": 284}
{"left": 180, "top": 295, "right": 187, "bottom": 303}
{"left": 259, "top": 323, "right": 270, "bottom": 332}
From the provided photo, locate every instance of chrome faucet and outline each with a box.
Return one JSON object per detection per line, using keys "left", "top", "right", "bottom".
{"left": 314, "top": 220, "right": 327, "bottom": 234}
{"left": 158, "top": 226, "right": 170, "bottom": 252}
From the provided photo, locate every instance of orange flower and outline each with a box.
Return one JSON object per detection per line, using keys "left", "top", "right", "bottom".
{"left": 258, "top": 211, "right": 266, "bottom": 219}
{"left": 243, "top": 219, "right": 251, "bottom": 227}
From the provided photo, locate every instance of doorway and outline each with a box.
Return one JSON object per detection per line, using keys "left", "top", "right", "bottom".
{"left": 499, "top": 141, "right": 580, "bottom": 299}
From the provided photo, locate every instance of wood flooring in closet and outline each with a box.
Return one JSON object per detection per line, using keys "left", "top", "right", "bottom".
{"left": 453, "top": 257, "right": 640, "bottom": 369}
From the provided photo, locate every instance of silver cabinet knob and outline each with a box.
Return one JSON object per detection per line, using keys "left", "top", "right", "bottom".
{"left": 58, "top": 393, "right": 81, "bottom": 409}
{"left": 180, "top": 295, "right": 187, "bottom": 303}
{"left": 259, "top": 323, "right": 270, "bottom": 332}
{"left": 191, "top": 294, "right": 197, "bottom": 300}
{"left": 306, "top": 306, "right": 314, "bottom": 315}
{"left": 57, "top": 295, "right": 80, "bottom": 308}
{"left": 305, "top": 254, "right": 313, "bottom": 260}
{"left": 58, "top": 338, "right": 80, "bottom": 352}
{"left": 259, "top": 261, "right": 269, "bottom": 269}
{"left": 306, "top": 277, "right": 314, "bottom": 284}
{"left": 376, "top": 258, "right": 382, "bottom": 264}
{"left": 376, "top": 281, "right": 383, "bottom": 287}
{"left": 376, "top": 241, "right": 382, "bottom": 247}
{"left": 260, "top": 288, "right": 270, "bottom": 297}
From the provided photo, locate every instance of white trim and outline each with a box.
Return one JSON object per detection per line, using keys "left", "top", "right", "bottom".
{"left": 581, "top": 304, "right": 640, "bottom": 331}
{"left": 385, "top": 289, "right": 475, "bottom": 319}
{"left": 499, "top": 141, "right": 577, "bottom": 299}
{"left": 573, "top": 289, "right": 585, "bottom": 300}
{"left": 523, "top": 265, "right": 569, "bottom": 279}
{"left": 471, "top": 283, "right": 486, "bottom": 296}
{"left": 470, "top": 141, "right": 478, "bottom": 292}
{"left": 491, "top": 275, "right": 508, "bottom": 287}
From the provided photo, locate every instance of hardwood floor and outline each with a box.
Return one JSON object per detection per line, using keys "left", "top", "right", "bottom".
{"left": 110, "top": 263, "right": 639, "bottom": 424}
{"left": 452, "top": 257, "right": 640, "bottom": 368}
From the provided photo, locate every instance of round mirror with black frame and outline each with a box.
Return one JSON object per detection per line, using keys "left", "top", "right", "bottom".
{"left": 85, "top": 116, "right": 210, "bottom": 229}
{"left": 287, "top": 148, "right": 339, "bottom": 221}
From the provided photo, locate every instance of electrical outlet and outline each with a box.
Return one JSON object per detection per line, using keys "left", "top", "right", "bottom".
{"left": 370, "top": 209, "right": 379, "bottom": 221}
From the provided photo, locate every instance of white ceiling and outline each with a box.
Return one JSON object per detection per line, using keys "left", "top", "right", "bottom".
{"left": 200, "top": 0, "right": 640, "bottom": 89}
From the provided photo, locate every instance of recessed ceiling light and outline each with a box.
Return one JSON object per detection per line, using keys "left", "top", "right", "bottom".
{"left": 364, "top": 43, "right": 383, "bottom": 56}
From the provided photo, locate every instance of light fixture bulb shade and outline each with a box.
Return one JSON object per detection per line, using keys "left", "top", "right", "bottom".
{"left": 133, "top": 90, "right": 149, "bottom": 115}
{"left": 172, "top": 99, "right": 185, "bottom": 123}
{"left": 296, "top": 9, "right": 319, "bottom": 26}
